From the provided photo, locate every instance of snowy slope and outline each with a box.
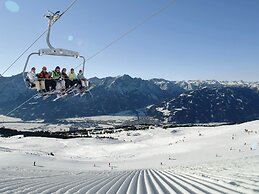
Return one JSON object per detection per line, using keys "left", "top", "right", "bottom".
{"left": 148, "top": 87, "right": 259, "bottom": 123}
{"left": 0, "top": 157, "right": 258, "bottom": 194}
{"left": 0, "top": 120, "right": 259, "bottom": 193}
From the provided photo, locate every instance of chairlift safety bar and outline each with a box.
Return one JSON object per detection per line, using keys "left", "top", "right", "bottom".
{"left": 23, "top": 51, "right": 85, "bottom": 88}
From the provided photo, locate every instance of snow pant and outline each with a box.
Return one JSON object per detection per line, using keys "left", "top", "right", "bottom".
{"left": 64, "top": 79, "right": 70, "bottom": 89}
{"left": 53, "top": 80, "right": 61, "bottom": 90}
{"left": 50, "top": 80, "right": 57, "bottom": 90}
{"left": 60, "top": 80, "right": 66, "bottom": 90}
{"left": 45, "top": 79, "right": 52, "bottom": 91}
{"left": 68, "top": 79, "right": 78, "bottom": 88}
{"left": 79, "top": 78, "right": 89, "bottom": 88}
{"left": 50, "top": 80, "right": 65, "bottom": 91}
{"left": 50, "top": 80, "right": 63, "bottom": 90}
{"left": 26, "top": 78, "right": 36, "bottom": 88}
{"left": 35, "top": 80, "right": 45, "bottom": 92}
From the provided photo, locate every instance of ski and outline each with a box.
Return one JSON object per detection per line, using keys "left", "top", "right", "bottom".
{"left": 53, "top": 92, "right": 68, "bottom": 101}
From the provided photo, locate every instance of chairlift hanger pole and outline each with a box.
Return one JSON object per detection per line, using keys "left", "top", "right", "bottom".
{"left": 23, "top": 11, "right": 86, "bottom": 88}
{"left": 46, "top": 10, "right": 61, "bottom": 50}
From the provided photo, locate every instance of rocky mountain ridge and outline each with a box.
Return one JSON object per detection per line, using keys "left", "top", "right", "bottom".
{"left": 0, "top": 73, "right": 258, "bottom": 123}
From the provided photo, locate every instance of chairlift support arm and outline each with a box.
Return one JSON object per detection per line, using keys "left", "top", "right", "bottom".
{"left": 45, "top": 11, "right": 61, "bottom": 49}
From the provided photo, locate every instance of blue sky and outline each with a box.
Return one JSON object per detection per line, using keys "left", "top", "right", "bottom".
{"left": 0, "top": 0, "right": 258, "bottom": 81}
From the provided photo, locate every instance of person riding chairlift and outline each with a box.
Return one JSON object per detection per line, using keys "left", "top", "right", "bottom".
{"left": 26, "top": 67, "right": 37, "bottom": 88}
{"left": 37, "top": 66, "right": 51, "bottom": 92}
{"left": 61, "top": 68, "right": 69, "bottom": 89}
{"left": 27, "top": 67, "right": 46, "bottom": 93}
{"left": 77, "top": 70, "right": 89, "bottom": 90}
{"left": 51, "top": 66, "right": 62, "bottom": 91}
{"left": 68, "top": 68, "right": 78, "bottom": 88}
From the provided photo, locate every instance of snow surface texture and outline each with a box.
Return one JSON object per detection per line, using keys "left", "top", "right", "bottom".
{"left": 0, "top": 119, "right": 259, "bottom": 193}
{"left": 0, "top": 157, "right": 258, "bottom": 193}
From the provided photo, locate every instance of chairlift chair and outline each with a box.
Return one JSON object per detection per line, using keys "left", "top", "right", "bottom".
{"left": 23, "top": 11, "right": 86, "bottom": 91}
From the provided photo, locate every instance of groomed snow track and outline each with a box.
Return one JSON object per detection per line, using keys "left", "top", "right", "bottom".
{"left": 1, "top": 158, "right": 258, "bottom": 194}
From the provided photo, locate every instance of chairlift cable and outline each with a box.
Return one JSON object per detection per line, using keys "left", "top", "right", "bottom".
{"left": 0, "top": 30, "right": 47, "bottom": 77}
{"left": 0, "top": 0, "right": 79, "bottom": 77}
{"left": 61, "top": 0, "right": 79, "bottom": 17}
{"left": 74, "top": 0, "right": 175, "bottom": 70}
{"left": 3, "top": 0, "right": 80, "bottom": 118}
{"left": 6, "top": 94, "right": 39, "bottom": 116}
{"left": 4, "top": 0, "right": 174, "bottom": 117}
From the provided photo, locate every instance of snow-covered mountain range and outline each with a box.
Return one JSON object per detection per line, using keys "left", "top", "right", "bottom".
{"left": 0, "top": 73, "right": 258, "bottom": 123}
{"left": 147, "top": 86, "right": 259, "bottom": 123}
